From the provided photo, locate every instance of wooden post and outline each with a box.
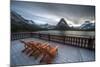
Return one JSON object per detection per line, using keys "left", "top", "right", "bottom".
{"left": 88, "top": 38, "right": 93, "bottom": 49}
{"left": 63, "top": 36, "right": 66, "bottom": 44}
{"left": 39, "top": 33, "right": 41, "bottom": 38}
{"left": 48, "top": 34, "right": 50, "bottom": 41}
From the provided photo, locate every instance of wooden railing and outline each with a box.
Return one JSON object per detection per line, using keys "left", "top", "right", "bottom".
{"left": 11, "top": 32, "right": 95, "bottom": 50}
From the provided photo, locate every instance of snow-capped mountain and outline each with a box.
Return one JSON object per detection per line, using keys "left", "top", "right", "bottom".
{"left": 80, "top": 21, "right": 95, "bottom": 30}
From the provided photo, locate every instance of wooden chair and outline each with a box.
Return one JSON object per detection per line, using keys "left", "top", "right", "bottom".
{"left": 21, "top": 40, "right": 58, "bottom": 64}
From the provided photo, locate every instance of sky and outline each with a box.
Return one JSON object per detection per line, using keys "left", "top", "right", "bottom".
{"left": 11, "top": 1, "right": 95, "bottom": 27}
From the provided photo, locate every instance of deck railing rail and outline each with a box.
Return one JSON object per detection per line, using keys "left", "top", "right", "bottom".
{"left": 11, "top": 32, "right": 95, "bottom": 50}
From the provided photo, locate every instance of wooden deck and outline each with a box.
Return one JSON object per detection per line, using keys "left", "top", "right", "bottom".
{"left": 11, "top": 38, "right": 95, "bottom": 66}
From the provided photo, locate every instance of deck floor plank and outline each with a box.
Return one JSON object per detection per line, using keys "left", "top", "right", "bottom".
{"left": 11, "top": 38, "right": 95, "bottom": 66}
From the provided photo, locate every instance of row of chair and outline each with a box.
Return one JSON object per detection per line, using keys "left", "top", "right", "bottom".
{"left": 20, "top": 40, "right": 58, "bottom": 64}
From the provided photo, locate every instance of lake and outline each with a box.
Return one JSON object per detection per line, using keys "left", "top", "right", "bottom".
{"left": 38, "top": 30, "right": 95, "bottom": 37}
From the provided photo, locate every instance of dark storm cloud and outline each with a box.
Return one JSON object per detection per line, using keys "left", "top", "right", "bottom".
{"left": 11, "top": 1, "right": 95, "bottom": 26}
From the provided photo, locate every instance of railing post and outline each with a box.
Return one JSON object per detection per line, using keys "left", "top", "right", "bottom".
{"left": 30, "top": 32, "right": 32, "bottom": 38}
{"left": 63, "top": 36, "right": 66, "bottom": 44}
{"left": 48, "top": 34, "right": 50, "bottom": 41}
{"left": 93, "top": 39, "right": 95, "bottom": 49}
{"left": 39, "top": 33, "right": 41, "bottom": 39}
{"left": 88, "top": 38, "right": 93, "bottom": 49}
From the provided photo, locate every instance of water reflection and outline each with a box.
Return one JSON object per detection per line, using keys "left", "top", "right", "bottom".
{"left": 38, "top": 30, "right": 95, "bottom": 37}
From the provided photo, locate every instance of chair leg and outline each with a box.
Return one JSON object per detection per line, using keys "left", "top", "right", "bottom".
{"left": 32, "top": 51, "right": 41, "bottom": 59}
{"left": 45, "top": 56, "right": 53, "bottom": 64}
{"left": 40, "top": 53, "right": 47, "bottom": 63}
{"left": 34, "top": 52, "right": 41, "bottom": 59}
{"left": 26, "top": 48, "right": 32, "bottom": 55}
{"left": 22, "top": 48, "right": 27, "bottom": 53}
{"left": 40, "top": 54, "right": 54, "bottom": 64}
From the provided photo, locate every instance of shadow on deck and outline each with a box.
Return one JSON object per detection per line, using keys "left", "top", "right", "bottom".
{"left": 11, "top": 38, "right": 95, "bottom": 66}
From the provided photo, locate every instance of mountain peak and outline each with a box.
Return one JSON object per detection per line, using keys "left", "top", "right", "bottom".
{"left": 84, "top": 21, "right": 90, "bottom": 24}
{"left": 56, "top": 18, "right": 70, "bottom": 30}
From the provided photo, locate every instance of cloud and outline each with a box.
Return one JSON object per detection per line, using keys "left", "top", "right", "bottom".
{"left": 11, "top": 1, "right": 95, "bottom": 26}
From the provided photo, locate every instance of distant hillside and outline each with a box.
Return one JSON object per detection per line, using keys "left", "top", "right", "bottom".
{"left": 11, "top": 11, "right": 42, "bottom": 32}
{"left": 11, "top": 11, "right": 95, "bottom": 32}
{"left": 80, "top": 21, "right": 95, "bottom": 31}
